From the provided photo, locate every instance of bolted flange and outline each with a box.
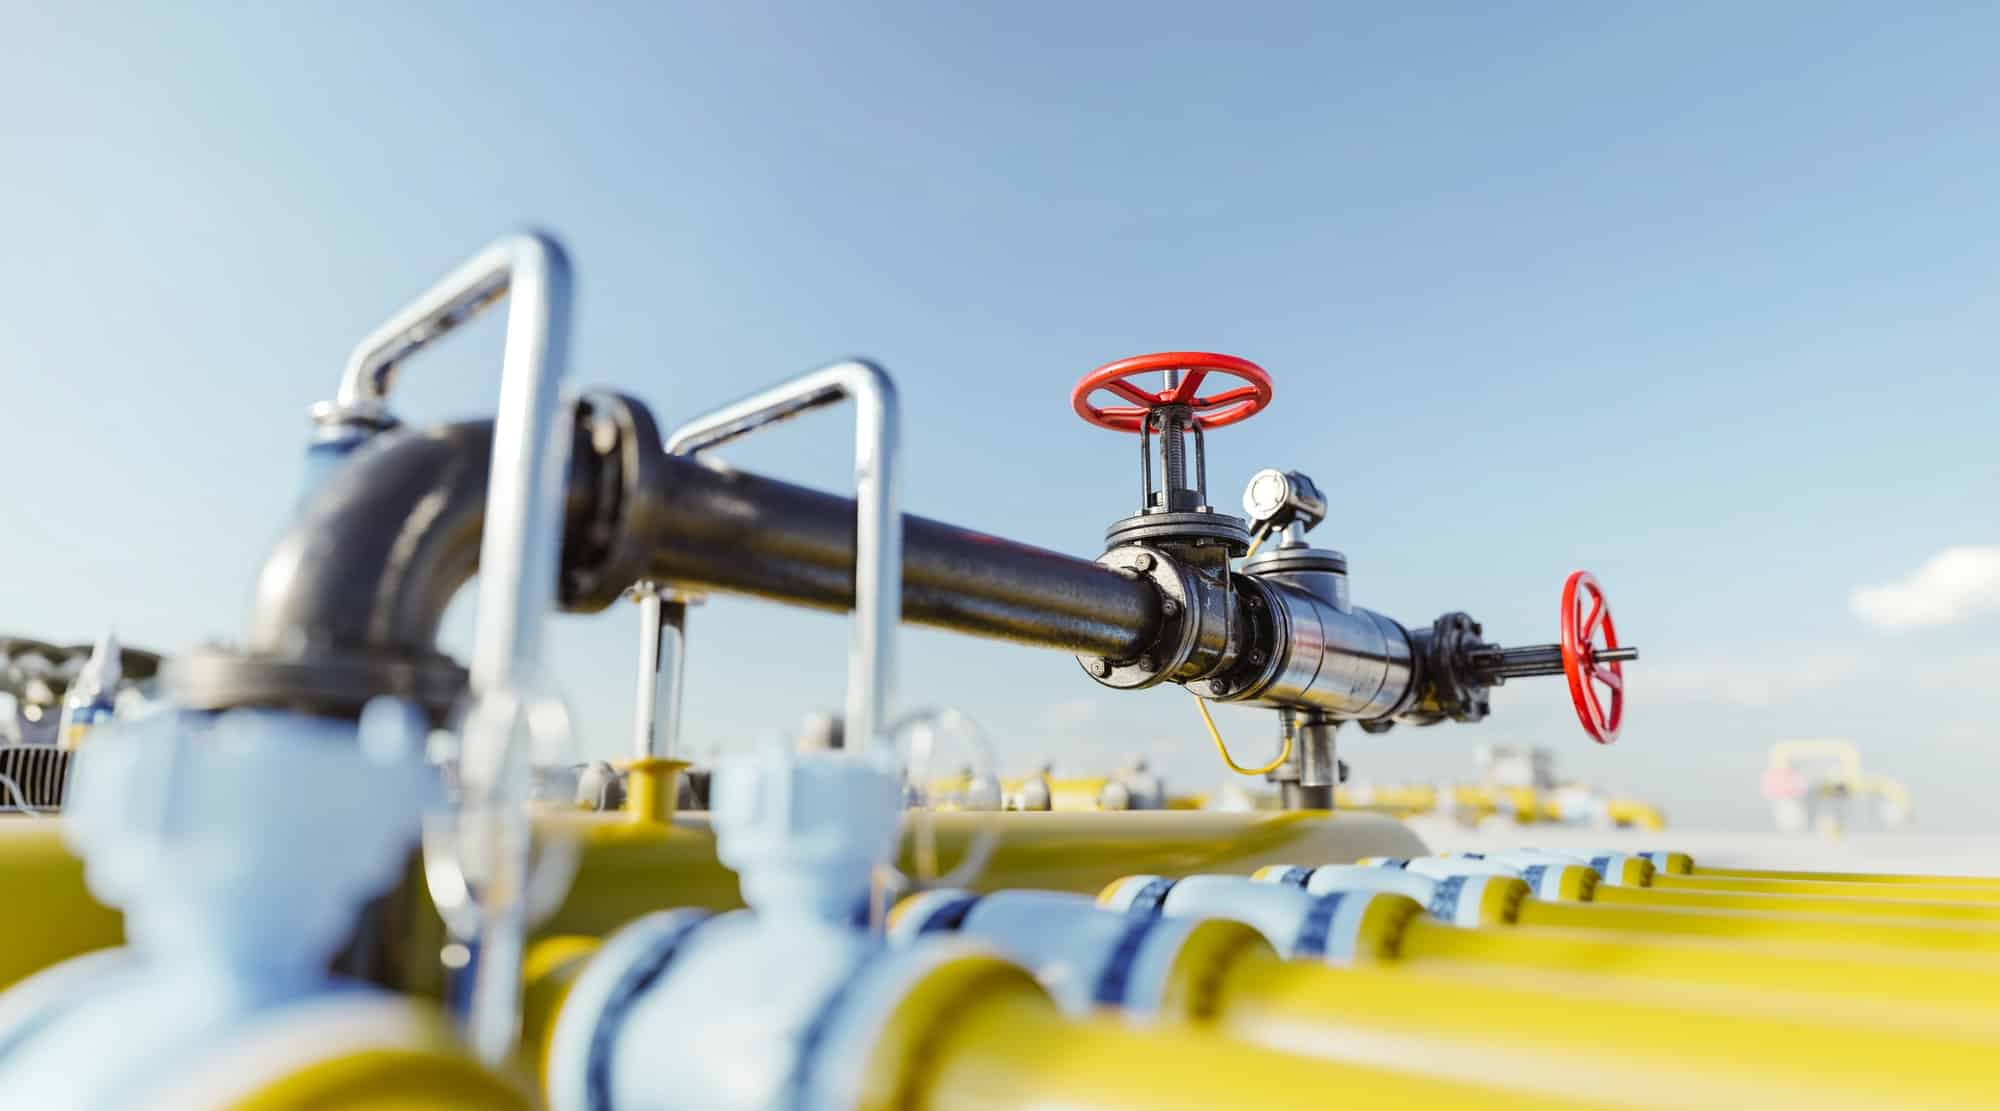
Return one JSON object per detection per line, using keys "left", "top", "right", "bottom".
{"left": 1075, "top": 546, "right": 1204, "bottom": 690}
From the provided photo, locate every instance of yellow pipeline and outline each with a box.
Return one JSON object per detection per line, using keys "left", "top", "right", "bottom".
{"left": 1654, "top": 872, "right": 2000, "bottom": 903}
{"left": 1347, "top": 892, "right": 2000, "bottom": 1035}
{"left": 522, "top": 937, "right": 1601, "bottom": 1111}
{"left": 892, "top": 959, "right": 1604, "bottom": 1111}
{"left": 518, "top": 935, "right": 602, "bottom": 1087}
{"left": 1206, "top": 951, "right": 1999, "bottom": 1110}
{"left": 1512, "top": 888, "right": 2000, "bottom": 953}
{"left": 1652, "top": 849, "right": 2000, "bottom": 888}
{"left": 1356, "top": 868, "right": 2000, "bottom": 955}
{"left": 962, "top": 882, "right": 2000, "bottom": 1108}
{"left": 1591, "top": 880, "right": 2000, "bottom": 924}
{"left": 1413, "top": 863, "right": 2000, "bottom": 951}
{"left": 0, "top": 808, "right": 1429, "bottom": 995}
{"left": 0, "top": 822, "right": 122, "bottom": 989}
{"left": 205, "top": 999, "right": 534, "bottom": 1110}
{"left": 537, "top": 808, "right": 1426, "bottom": 934}
{"left": 1698, "top": 864, "right": 2000, "bottom": 887}
{"left": 216, "top": 1048, "right": 533, "bottom": 1111}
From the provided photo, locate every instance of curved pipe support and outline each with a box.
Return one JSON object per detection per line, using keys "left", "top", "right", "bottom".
{"left": 658, "top": 360, "right": 902, "bottom": 758}
{"left": 312, "top": 232, "right": 576, "bottom": 1069}
{"left": 307, "top": 231, "right": 575, "bottom": 700}
{"left": 627, "top": 582, "right": 688, "bottom": 762}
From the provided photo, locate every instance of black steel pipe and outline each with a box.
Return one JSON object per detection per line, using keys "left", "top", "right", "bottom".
{"left": 171, "top": 395, "right": 1163, "bottom": 718}
{"left": 167, "top": 418, "right": 609, "bottom": 719}
{"left": 629, "top": 454, "right": 1162, "bottom": 660}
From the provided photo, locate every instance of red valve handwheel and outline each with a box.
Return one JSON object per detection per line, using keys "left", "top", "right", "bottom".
{"left": 1071, "top": 351, "right": 1274, "bottom": 433}
{"left": 1560, "top": 570, "right": 1624, "bottom": 744}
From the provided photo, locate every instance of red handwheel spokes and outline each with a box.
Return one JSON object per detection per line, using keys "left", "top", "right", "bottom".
{"left": 1560, "top": 570, "right": 1624, "bottom": 744}
{"left": 1071, "top": 351, "right": 1274, "bottom": 432}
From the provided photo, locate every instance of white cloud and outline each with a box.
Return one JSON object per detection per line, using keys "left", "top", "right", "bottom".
{"left": 1851, "top": 546, "right": 2000, "bottom": 630}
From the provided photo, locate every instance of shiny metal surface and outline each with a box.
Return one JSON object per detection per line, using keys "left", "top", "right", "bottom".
{"left": 1473, "top": 642, "right": 1639, "bottom": 681}
{"left": 303, "top": 233, "right": 577, "bottom": 1071}
{"left": 1243, "top": 542, "right": 1350, "bottom": 613}
{"left": 179, "top": 400, "right": 1158, "bottom": 718}
{"left": 1296, "top": 713, "right": 1339, "bottom": 789}
{"left": 631, "top": 452, "right": 1163, "bottom": 660}
{"left": 1241, "top": 468, "right": 1329, "bottom": 542}
{"left": 628, "top": 583, "right": 689, "bottom": 761}
{"left": 660, "top": 360, "right": 902, "bottom": 754}
{"left": 171, "top": 421, "right": 599, "bottom": 717}
{"left": 1076, "top": 546, "right": 1229, "bottom": 690}
{"left": 1245, "top": 579, "right": 1417, "bottom": 720}
{"left": 200, "top": 371, "right": 1601, "bottom": 783}
{"left": 310, "top": 232, "right": 576, "bottom": 701}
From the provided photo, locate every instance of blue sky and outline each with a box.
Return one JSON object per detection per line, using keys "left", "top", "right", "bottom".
{"left": 3, "top": 2, "right": 1996, "bottom": 829}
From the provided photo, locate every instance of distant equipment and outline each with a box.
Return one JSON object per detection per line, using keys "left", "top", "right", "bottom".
{"left": 1761, "top": 739, "right": 1912, "bottom": 835}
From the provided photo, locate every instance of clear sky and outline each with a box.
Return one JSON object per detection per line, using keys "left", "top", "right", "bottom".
{"left": 3, "top": 3, "right": 1996, "bottom": 830}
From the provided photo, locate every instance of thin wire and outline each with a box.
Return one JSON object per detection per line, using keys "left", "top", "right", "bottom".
{"left": 0, "top": 772, "right": 46, "bottom": 818}
{"left": 1193, "top": 695, "right": 1291, "bottom": 776}
{"left": 1242, "top": 526, "right": 1270, "bottom": 562}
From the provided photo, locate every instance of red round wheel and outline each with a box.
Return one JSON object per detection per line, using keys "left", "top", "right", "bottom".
{"left": 1071, "top": 352, "right": 1273, "bottom": 433}
{"left": 1560, "top": 570, "right": 1624, "bottom": 744}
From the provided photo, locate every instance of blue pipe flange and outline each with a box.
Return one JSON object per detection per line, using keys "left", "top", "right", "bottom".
{"left": 1101, "top": 875, "right": 1414, "bottom": 964}
{"left": 548, "top": 905, "right": 1009, "bottom": 1111}
{"left": 889, "top": 888, "right": 1252, "bottom": 1018}
{"left": 1254, "top": 863, "right": 1440, "bottom": 902}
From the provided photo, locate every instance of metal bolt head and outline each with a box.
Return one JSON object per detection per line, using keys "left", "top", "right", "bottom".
{"left": 1209, "top": 678, "right": 1233, "bottom": 696}
{"left": 1138, "top": 655, "right": 1158, "bottom": 673}
{"left": 1133, "top": 551, "right": 1157, "bottom": 572}
{"left": 1248, "top": 651, "right": 1266, "bottom": 667}
{"left": 1159, "top": 597, "right": 1181, "bottom": 619}
{"left": 1089, "top": 659, "right": 1113, "bottom": 679}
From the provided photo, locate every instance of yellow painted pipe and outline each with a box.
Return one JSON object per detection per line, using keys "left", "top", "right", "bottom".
{"left": 538, "top": 808, "right": 1427, "bottom": 939}
{"left": 1654, "top": 872, "right": 2000, "bottom": 904}
{"left": 951, "top": 882, "right": 2000, "bottom": 1107}
{"left": 1350, "top": 872, "right": 2000, "bottom": 955}
{"left": 525, "top": 932, "right": 1595, "bottom": 1110}
{"left": 1207, "top": 950, "right": 2000, "bottom": 1110}
{"left": 1511, "top": 889, "right": 2000, "bottom": 954}
{"left": 1590, "top": 880, "right": 2000, "bottom": 924}
{"left": 620, "top": 757, "right": 687, "bottom": 825}
{"left": 0, "top": 823, "right": 122, "bottom": 990}
{"left": 0, "top": 809, "right": 1429, "bottom": 996}
{"left": 215, "top": 1048, "right": 534, "bottom": 1110}
{"left": 1696, "top": 864, "right": 2000, "bottom": 887}
{"left": 200, "top": 999, "right": 534, "bottom": 1110}
{"left": 518, "top": 935, "right": 601, "bottom": 1088}
{"left": 1384, "top": 903, "right": 2000, "bottom": 1034}
{"left": 1121, "top": 875, "right": 2000, "bottom": 1032}
{"left": 883, "top": 957, "right": 1606, "bottom": 1111}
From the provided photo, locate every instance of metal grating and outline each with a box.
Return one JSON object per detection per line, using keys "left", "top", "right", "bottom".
{"left": 0, "top": 746, "right": 72, "bottom": 812}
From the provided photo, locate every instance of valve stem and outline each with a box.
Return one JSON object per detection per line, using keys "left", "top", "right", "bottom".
{"left": 1469, "top": 643, "right": 1640, "bottom": 682}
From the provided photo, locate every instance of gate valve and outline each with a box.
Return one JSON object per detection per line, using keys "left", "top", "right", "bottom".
{"left": 1071, "top": 352, "right": 1274, "bottom": 554}
{"left": 1463, "top": 571, "right": 1637, "bottom": 744}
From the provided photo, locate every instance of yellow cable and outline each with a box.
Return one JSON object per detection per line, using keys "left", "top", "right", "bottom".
{"left": 1194, "top": 695, "right": 1292, "bottom": 776}
{"left": 1243, "top": 529, "right": 1268, "bottom": 561}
